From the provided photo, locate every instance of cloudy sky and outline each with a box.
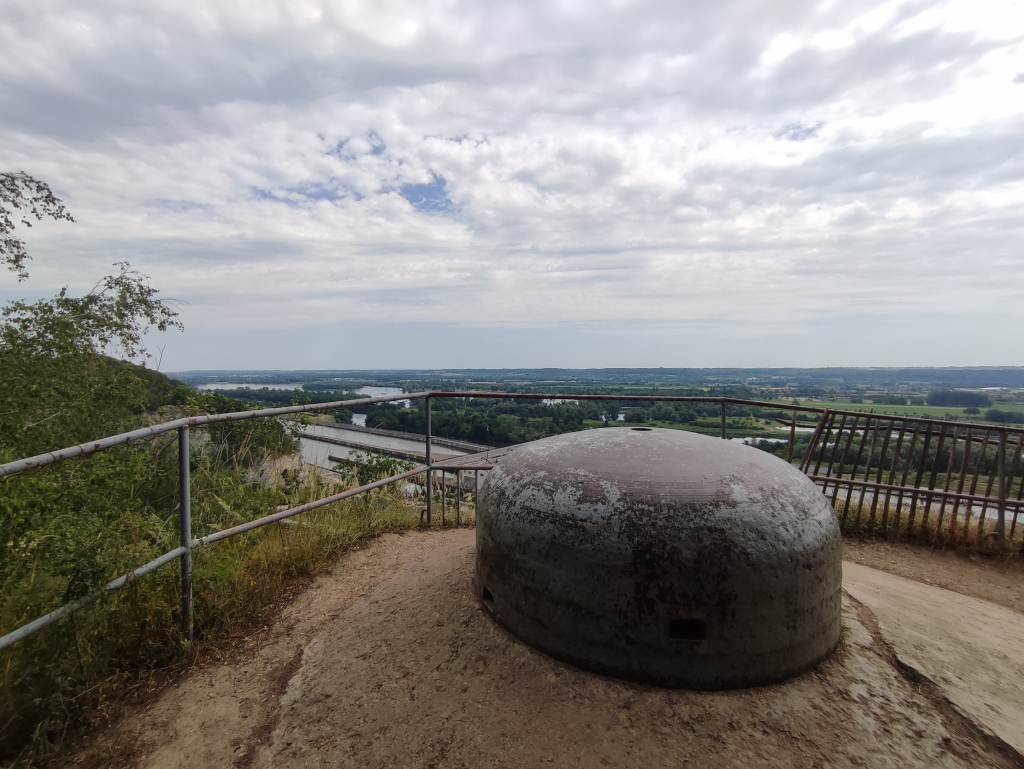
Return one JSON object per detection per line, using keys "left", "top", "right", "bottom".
{"left": 1, "top": 0, "right": 1022, "bottom": 370}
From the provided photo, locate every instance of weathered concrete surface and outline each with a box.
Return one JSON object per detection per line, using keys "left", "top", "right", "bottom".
{"left": 844, "top": 560, "right": 1024, "bottom": 756}
{"left": 72, "top": 530, "right": 1021, "bottom": 769}
{"left": 477, "top": 427, "right": 842, "bottom": 688}
{"left": 256, "top": 529, "right": 1013, "bottom": 769}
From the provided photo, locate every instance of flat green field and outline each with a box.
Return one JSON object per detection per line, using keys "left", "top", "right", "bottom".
{"left": 793, "top": 400, "right": 1024, "bottom": 420}
{"left": 583, "top": 400, "right": 1024, "bottom": 436}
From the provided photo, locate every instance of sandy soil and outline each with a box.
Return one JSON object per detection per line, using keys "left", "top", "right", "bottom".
{"left": 841, "top": 539, "right": 1024, "bottom": 614}
{"left": 844, "top": 561, "right": 1024, "bottom": 755}
{"left": 66, "top": 529, "right": 1024, "bottom": 769}
{"left": 66, "top": 534, "right": 413, "bottom": 769}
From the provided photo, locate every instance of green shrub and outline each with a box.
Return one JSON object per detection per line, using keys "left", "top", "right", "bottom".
{"left": 928, "top": 390, "right": 992, "bottom": 408}
{"left": 985, "top": 409, "right": 1024, "bottom": 424}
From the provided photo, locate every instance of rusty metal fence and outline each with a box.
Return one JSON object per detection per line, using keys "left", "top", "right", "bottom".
{"left": 1, "top": 391, "right": 1020, "bottom": 654}
{"left": 800, "top": 410, "right": 1024, "bottom": 543}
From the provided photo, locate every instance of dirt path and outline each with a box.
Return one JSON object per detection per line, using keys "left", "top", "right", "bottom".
{"left": 70, "top": 530, "right": 1023, "bottom": 769}
{"left": 844, "top": 561, "right": 1024, "bottom": 756}
{"left": 842, "top": 539, "right": 1024, "bottom": 614}
{"left": 69, "top": 531, "right": 449, "bottom": 769}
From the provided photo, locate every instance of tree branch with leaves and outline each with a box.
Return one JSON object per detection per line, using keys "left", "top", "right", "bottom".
{"left": 2, "top": 262, "right": 183, "bottom": 361}
{"left": 1, "top": 172, "right": 75, "bottom": 281}
{"left": 1, "top": 175, "right": 183, "bottom": 454}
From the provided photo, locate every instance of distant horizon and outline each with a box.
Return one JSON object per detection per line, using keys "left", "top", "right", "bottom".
{"left": 171, "top": 365, "right": 1024, "bottom": 374}
{"left": 168, "top": 366, "right": 1024, "bottom": 390}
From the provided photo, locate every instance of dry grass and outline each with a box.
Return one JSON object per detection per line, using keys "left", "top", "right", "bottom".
{"left": 835, "top": 492, "right": 1022, "bottom": 555}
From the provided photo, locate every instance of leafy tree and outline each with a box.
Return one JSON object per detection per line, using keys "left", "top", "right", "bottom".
{"left": 123, "top": 361, "right": 192, "bottom": 410}
{"left": 333, "top": 451, "right": 413, "bottom": 488}
{"left": 1, "top": 263, "right": 182, "bottom": 457}
{"left": 1, "top": 172, "right": 75, "bottom": 281}
{"left": 1, "top": 171, "right": 183, "bottom": 457}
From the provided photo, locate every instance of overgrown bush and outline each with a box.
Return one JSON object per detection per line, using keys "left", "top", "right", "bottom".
{"left": 0, "top": 441, "right": 420, "bottom": 764}
{"left": 0, "top": 180, "right": 424, "bottom": 765}
{"left": 835, "top": 491, "right": 1022, "bottom": 554}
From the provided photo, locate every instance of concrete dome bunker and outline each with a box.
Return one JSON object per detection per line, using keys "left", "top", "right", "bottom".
{"left": 475, "top": 427, "right": 842, "bottom": 690}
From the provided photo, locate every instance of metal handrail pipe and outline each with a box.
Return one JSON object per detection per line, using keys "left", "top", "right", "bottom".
{"left": 196, "top": 466, "right": 427, "bottom": 547}
{"left": 13, "top": 389, "right": 1019, "bottom": 482}
{"left": 0, "top": 392, "right": 429, "bottom": 479}
{"left": 4, "top": 382, "right": 1018, "bottom": 652}
{"left": 0, "top": 546, "right": 188, "bottom": 653}
{"left": 0, "top": 466, "right": 428, "bottom": 651}
{"left": 428, "top": 391, "right": 828, "bottom": 412}
{"left": 813, "top": 408, "right": 1024, "bottom": 435}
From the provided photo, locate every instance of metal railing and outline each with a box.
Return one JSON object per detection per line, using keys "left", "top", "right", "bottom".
{"left": 800, "top": 409, "right": 1024, "bottom": 543}
{"left": 1, "top": 391, "right": 1020, "bottom": 653}
{"left": 0, "top": 392, "right": 435, "bottom": 649}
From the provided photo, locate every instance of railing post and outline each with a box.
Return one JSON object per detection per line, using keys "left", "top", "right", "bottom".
{"left": 787, "top": 410, "right": 797, "bottom": 463}
{"left": 996, "top": 430, "right": 1007, "bottom": 542}
{"left": 456, "top": 470, "right": 461, "bottom": 526}
{"left": 425, "top": 396, "right": 432, "bottom": 525}
{"left": 720, "top": 400, "right": 727, "bottom": 439}
{"left": 178, "top": 426, "right": 193, "bottom": 640}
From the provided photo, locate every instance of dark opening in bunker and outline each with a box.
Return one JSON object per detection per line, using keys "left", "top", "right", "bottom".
{"left": 481, "top": 586, "right": 495, "bottom": 613}
{"left": 630, "top": 427, "right": 652, "bottom": 432}
{"left": 669, "top": 619, "right": 707, "bottom": 641}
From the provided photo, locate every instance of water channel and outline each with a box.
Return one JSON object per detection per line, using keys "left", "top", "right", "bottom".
{"left": 299, "top": 421, "right": 476, "bottom": 470}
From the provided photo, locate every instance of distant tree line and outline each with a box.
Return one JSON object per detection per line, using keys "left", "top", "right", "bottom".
{"left": 356, "top": 397, "right": 807, "bottom": 447}
{"left": 869, "top": 395, "right": 926, "bottom": 406}
{"left": 985, "top": 409, "right": 1024, "bottom": 424}
{"left": 363, "top": 399, "right": 596, "bottom": 445}
{"left": 927, "top": 390, "right": 993, "bottom": 408}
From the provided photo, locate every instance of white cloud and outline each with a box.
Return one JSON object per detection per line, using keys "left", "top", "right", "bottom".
{"left": 0, "top": 0, "right": 1021, "bottom": 368}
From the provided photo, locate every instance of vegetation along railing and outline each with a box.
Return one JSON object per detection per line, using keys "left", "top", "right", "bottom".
{"left": 2, "top": 391, "right": 1020, "bottom": 654}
